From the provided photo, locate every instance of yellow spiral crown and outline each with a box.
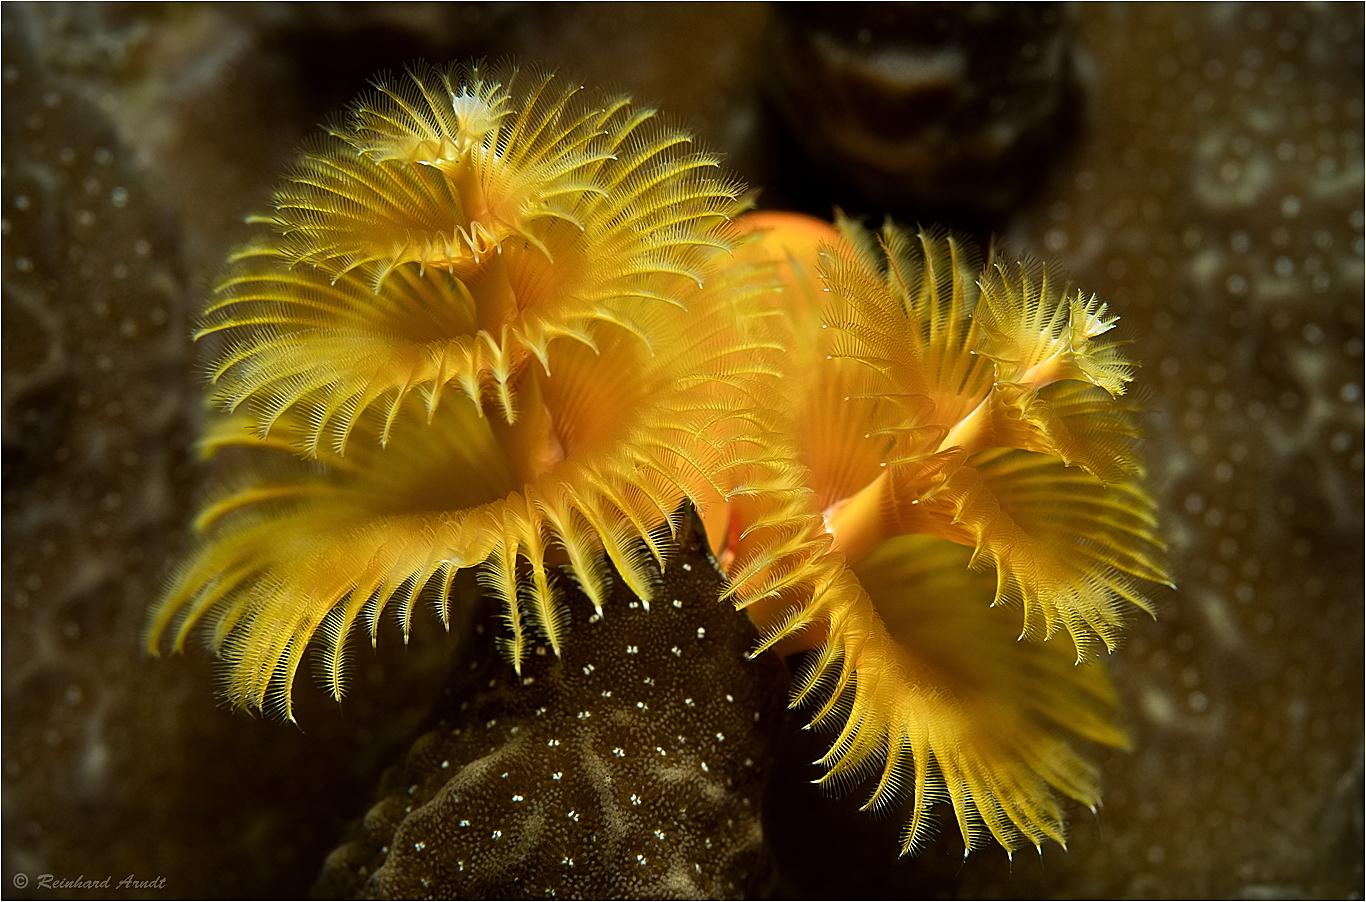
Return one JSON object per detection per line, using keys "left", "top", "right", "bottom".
{"left": 201, "top": 63, "right": 744, "bottom": 440}
{"left": 720, "top": 212, "right": 1171, "bottom": 856}
{"left": 147, "top": 64, "right": 780, "bottom": 719}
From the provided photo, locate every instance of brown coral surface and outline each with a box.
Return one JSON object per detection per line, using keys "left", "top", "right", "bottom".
{"left": 3, "top": 3, "right": 1361, "bottom": 899}
{"left": 318, "top": 518, "right": 786, "bottom": 900}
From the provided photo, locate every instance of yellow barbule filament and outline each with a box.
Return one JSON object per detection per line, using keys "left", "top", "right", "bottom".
{"left": 146, "top": 65, "right": 780, "bottom": 719}
{"left": 720, "top": 212, "right": 1171, "bottom": 856}
{"left": 202, "top": 62, "right": 743, "bottom": 433}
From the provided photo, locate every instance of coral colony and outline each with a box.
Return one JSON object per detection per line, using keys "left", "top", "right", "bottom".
{"left": 147, "top": 64, "right": 1170, "bottom": 876}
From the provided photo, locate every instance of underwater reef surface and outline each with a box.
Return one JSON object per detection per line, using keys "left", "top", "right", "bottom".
{"left": 318, "top": 519, "right": 787, "bottom": 900}
{"left": 2, "top": 3, "right": 1361, "bottom": 899}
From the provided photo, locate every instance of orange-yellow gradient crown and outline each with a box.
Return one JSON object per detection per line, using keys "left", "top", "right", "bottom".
{"left": 718, "top": 211, "right": 1171, "bottom": 855}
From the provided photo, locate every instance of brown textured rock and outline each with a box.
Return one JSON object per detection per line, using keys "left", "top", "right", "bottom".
{"left": 320, "top": 518, "right": 787, "bottom": 900}
{"left": 1005, "top": 7, "right": 1364, "bottom": 897}
{"left": 3, "top": 4, "right": 1361, "bottom": 899}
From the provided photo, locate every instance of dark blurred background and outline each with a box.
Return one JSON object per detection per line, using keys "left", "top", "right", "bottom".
{"left": 3, "top": 3, "right": 1362, "bottom": 898}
